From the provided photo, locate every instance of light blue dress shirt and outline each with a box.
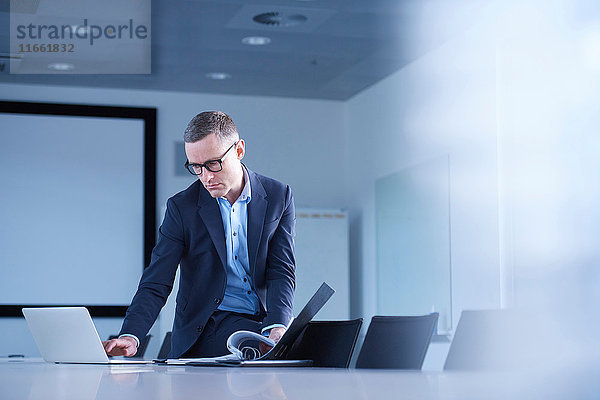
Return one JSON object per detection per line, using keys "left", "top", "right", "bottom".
{"left": 216, "top": 167, "right": 285, "bottom": 335}
{"left": 216, "top": 167, "right": 260, "bottom": 315}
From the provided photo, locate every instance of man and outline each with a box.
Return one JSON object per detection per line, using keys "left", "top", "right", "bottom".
{"left": 103, "top": 111, "right": 295, "bottom": 358}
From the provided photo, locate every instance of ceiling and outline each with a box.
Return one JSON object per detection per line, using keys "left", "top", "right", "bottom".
{"left": 0, "top": 0, "right": 484, "bottom": 100}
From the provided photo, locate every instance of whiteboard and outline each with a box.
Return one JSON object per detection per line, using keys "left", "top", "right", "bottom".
{"left": 293, "top": 209, "right": 349, "bottom": 320}
{"left": 375, "top": 156, "right": 452, "bottom": 333}
{"left": 0, "top": 104, "right": 153, "bottom": 310}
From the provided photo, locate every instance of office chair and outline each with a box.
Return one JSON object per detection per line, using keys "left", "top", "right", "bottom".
{"left": 157, "top": 332, "right": 172, "bottom": 359}
{"left": 443, "top": 309, "right": 536, "bottom": 371}
{"left": 108, "top": 334, "right": 152, "bottom": 358}
{"left": 285, "top": 319, "right": 363, "bottom": 368}
{"left": 355, "top": 313, "right": 438, "bottom": 369}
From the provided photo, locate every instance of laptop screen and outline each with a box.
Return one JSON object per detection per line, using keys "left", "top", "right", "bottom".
{"left": 264, "top": 282, "right": 335, "bottom": 360}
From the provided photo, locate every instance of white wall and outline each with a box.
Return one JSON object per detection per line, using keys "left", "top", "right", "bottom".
{"left": 0, "top": 83, "right": 345, "bottom": 357}
{"left": 344, "top": 4, "right": 502, "bottom": 371}
{"left": 494, "top": 0, "right": 600, "bottom": 366}
{"left": 345, "top": 18, "right": 501, "bottom": 321}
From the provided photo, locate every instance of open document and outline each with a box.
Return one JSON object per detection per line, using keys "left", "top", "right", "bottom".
{"left": 163, "top": 282, "right": 335, "bottom": 366}
{"left": 165, "top": 331, "right": 275, "bottom": 364}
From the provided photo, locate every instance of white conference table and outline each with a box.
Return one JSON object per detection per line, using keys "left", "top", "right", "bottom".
{"left": 0, "top": 358, "right": 592, "bottom": 400}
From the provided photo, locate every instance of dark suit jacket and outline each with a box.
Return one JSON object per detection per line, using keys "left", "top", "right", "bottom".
{"left": 119, "top": 168, "right": 296, "bottom": 357}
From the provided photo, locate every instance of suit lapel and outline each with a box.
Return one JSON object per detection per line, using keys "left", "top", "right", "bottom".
{"left": 197, "top": 185, "right": 227, "bottom": 270}
{"left": 247, "top": 170, "right": 267, "bottom": 275}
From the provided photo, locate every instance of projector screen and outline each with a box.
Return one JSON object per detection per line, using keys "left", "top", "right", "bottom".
{"left": 0, "top": 101, "right": 156, "bottom": 316}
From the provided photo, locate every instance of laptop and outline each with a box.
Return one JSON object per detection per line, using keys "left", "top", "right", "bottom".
{"left": 22, "top": 307, "right": 153, "bottom": 364}
{"left": 186, "top": 282, "right": 335, "bottom": 367}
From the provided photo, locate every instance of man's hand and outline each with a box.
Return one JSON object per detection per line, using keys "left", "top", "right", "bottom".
{"left": 259, "top": 327, "right": 286, "bottom": 355}
{"left": 102, "top": 337, "right": 138, "bottom": 357}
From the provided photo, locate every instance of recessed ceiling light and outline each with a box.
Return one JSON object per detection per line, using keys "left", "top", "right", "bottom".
{"left": 205, "top": 72, "right": 231, "bottom": 80}
{"left": 253, "top": 12, "right": 307, "bottom": 27}
{"left": 48, "top": 63, "right": 75, "bottom": 71}
{"left": 241, "top": 36, "right": 271, "bottom": 46}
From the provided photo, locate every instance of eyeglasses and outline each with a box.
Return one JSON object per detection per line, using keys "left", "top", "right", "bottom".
{"left": 185, "top": 141, "right": 238, "bottom": 176}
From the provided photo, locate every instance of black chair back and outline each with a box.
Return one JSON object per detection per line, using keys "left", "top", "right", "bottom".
{"left": 136, "top": 334, "right": 151, "bottom": 358}
{"left": 356, "top": 313, "right": 438, "bottom": 369}
{"left": 285, "top": 319, "right": 363, "bottom": 368}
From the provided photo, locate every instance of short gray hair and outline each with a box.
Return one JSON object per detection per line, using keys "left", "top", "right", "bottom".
{"left": 183, "top": 111, "right": 239, "bottom": 143}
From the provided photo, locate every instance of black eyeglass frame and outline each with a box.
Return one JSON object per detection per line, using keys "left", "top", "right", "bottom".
{"left": 184, "top": 140, "right": 238, "bottom": 176}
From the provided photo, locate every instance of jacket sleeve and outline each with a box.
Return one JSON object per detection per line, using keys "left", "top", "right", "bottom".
{"left": 119, "top": 198, "right": 185, "bottom": 341}
{"left": 262, "top": 185, "right": 296, "bottom": 328}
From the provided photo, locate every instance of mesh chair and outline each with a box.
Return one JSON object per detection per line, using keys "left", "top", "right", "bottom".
{"left": 356, "top": 313, "right": 438, "bottom": 369}
{"left": 157, "top": 332, "right": 172, "bottom": 359}
{"left": 285, "top": 319, "right": 363, "bottom": 368}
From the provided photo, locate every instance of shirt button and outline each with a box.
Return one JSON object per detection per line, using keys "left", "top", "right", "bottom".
{"left": 197, "top": 326, "right": 203, "bottom": 333}
{"left": 214, "top": 298, "right": 221, "bottom": 304}
{"left": 235, "top": 256, "right": 238, "bottom": 260}
{"left": 233, "top": 232, "right": 237, "bottom": 236}
{"left": 243, "top": 277, "right": 247, "bottom": 282}
{"left": 247, "top": 290, "right": 251, "bottom": 295}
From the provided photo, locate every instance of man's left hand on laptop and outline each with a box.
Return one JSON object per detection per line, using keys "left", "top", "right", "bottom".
{"left": 102, "top": 337, "right": 138, "bottom": 357}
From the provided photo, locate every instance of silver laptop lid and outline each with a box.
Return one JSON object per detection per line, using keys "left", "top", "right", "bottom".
{"left": 22, "top": 307, "right": 109, "bottom": 363}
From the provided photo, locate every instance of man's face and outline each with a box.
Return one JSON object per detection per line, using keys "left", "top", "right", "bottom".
{"left": 185, "top": 133, "right": 245, "bottom": 199}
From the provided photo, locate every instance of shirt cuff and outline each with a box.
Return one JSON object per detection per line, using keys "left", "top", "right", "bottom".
{"left": 261, "top": 324, "right": 287, "bottom": 337}
{"left": 118, "top": 334, "right": 140, "bottom": 347}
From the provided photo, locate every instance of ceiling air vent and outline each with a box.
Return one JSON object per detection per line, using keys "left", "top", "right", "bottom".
{"left": 227, "top": 6, "right": 334, "bottom": 33}
{"left": 253, "top": 12, "right": 308, "bottom": 27}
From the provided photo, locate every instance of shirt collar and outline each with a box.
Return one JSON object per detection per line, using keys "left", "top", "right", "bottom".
{"left": 239, "top": 165, "right": 252, "bottom": 203}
